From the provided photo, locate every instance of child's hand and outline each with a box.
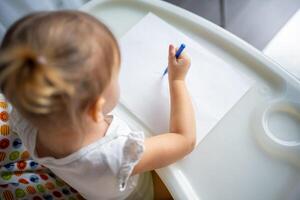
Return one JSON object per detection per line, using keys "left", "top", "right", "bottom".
{"left": 168, "top": 44, "right": 191, "bottom": 82}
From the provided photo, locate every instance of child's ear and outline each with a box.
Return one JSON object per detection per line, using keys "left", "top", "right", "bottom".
{"left": 90, "top": 97, "right": 106, "bottom": 122}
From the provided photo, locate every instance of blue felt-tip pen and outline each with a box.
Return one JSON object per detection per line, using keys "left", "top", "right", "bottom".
{"left": 163, "top": 43, "right": 186, "bottom": 76}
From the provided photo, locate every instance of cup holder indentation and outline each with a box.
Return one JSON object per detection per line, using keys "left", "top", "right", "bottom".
{"left": 263, "top": 101, "right": 300, "bottom": 147}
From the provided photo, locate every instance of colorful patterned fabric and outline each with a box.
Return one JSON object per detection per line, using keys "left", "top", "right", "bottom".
{"left": 0, "top": 95, "right": 84, "bottom": 199}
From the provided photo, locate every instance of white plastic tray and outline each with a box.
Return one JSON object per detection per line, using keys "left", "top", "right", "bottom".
{"left": 81, "top": 1, "right": 300, "bottom": 200}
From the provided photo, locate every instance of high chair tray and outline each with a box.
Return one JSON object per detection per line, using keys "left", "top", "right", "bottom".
{"left": 80, "top": 1, "right": 300, "bottom": 200}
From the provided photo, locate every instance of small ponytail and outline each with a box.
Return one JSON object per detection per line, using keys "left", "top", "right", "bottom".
{"left": 0, "top": 46, "right": 74, "bottom": 114}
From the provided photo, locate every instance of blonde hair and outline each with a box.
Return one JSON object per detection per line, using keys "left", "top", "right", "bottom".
{"left": 0, "top": 11, "right": 120, "bottom": 129}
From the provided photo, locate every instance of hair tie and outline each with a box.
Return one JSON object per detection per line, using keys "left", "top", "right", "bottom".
{"left": 37, "top": 56, "right": 47, "bottom": 65}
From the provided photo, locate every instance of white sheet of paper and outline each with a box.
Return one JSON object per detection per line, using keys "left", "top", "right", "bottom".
{"left": 119, "top": 13, "right": 253, "bottom": 144}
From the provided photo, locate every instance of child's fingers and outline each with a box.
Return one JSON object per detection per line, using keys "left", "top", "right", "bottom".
{"left": 177, "top": 51, "right": 187, "bottom": 59}
{"left": 178, "top": 52, "right": 191, "bottom": 66}
{"left": 178, "top": 51, "right": 189, "bottom": 61}
{"left": 168, "top": 44, "right": 176, "bottom": 63}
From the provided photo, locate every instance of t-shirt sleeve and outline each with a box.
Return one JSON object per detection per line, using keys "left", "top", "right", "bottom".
{"left": 103, "top": 130, "right": 144, "bottom": 192}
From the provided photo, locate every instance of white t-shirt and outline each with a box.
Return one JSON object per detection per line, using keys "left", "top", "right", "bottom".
{"left": 10, "top": 109, "right": 145, "bottom": 200}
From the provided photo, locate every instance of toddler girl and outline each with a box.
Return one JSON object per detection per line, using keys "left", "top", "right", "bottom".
{"left": 0, "top": 11, "right": 196, "bottom": 199}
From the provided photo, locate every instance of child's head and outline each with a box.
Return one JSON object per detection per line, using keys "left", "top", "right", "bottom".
{"left": 0, "top": 11, "right": 120, "bottom": 131}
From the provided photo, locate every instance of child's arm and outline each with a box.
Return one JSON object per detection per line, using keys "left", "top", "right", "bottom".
{"left": 132, "top": 44, "right": 196, "bottom": 175}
